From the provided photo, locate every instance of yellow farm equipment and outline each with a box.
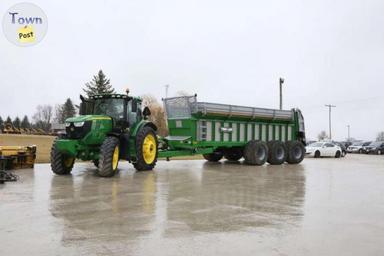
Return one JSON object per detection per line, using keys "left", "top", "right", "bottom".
{"left": 0, "top": 145, "right": 37, "bottom": 170}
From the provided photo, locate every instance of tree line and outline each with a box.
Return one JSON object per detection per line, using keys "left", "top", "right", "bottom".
{"left": 0, "top": 70, "right": 114, "bottom": 132}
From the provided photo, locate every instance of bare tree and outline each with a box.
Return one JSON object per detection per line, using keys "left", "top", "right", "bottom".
{"left": 141, "top": 94, "right": 168, "bottom": 136}
{"left": 376, "top": 131, "right": 384, "bottom": 141}
{"left": 317, "top": 130, "right": 328, "bottom": 141}
{"left": 33, "top": 105, "right": 53, "bottom": 131}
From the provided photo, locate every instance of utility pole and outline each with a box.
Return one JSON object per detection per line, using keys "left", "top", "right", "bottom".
{"left": 347, "top": 125, "right": 350, "bottom": 141}
{"left": 165, "top": 84, "right": 169, "bottom": 98}
{"left": 325, "top": 104, "right": 336, "bottom": 140}
{"left": 279, "top": 78, "right": 284, "bottom": 110}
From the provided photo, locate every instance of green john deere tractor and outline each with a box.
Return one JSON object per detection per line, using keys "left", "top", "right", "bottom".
{"left": 51, "top": 93, "right": 158, "bottom": 177}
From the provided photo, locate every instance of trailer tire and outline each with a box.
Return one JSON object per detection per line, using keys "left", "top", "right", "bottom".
{"left": 244, "top": 140, "right": 268, "bottom": 166}
{"left": 286, "top": 141, "right": 305, "bottom": 164}
{"left": 224, "top": 148, "right": 243, "bottom": 161}
{"left": 203, "top": 151, "right": 223, "bottom": 162}
{"left": 267, "top": 141, "right": 287, "bottom": 165}
{"left": 133, "top": 127, "right": 158, "bottom": 171}
{"left": 51, "top": 142, "right": 75, "bottom": 175}
{"left": 98, "top": 136, "right": 120, "bottom": 177}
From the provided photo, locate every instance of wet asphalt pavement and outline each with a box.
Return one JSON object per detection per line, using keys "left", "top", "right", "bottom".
{"left": 1, "top": 154, "right": 384, "bottom": 256}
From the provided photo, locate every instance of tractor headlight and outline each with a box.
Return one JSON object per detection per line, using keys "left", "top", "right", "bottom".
{"left": 65, "top": 122, "right": 71, "bottom": 127}
{"left": 73, "top": 122, "right": 85, "bottom": 127}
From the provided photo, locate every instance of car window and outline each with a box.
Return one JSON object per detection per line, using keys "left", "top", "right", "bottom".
{"left": 310, "top": 143, "right": 323, "bottom": 147}
{"left": 325, "top": 143, "right": 334, "bottom": 147}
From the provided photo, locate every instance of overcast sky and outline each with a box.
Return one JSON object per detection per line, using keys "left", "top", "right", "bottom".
{"left": 1, "top": 0, "right": 384, "bottom": 141}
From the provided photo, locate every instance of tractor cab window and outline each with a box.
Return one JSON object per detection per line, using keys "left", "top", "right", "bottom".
{"left": 93, "top": 98, "right": 125, "bottom": 120}
{"left": 127, "top": 99, "right": 138, "bottom": 125}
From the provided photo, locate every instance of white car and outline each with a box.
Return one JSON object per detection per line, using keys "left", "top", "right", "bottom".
{"left": 305, "top": 142, "right": 342, "bottom": 158}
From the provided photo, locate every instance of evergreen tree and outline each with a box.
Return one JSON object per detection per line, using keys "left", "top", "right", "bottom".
{"left": 62, "top": 98, "right": 76, "bottom": 121}
{"left": 13, "top": 117, "right": 21, "bottom": 128}
{"left": 83, "top": 70, "right": 115, "bottom": 97}
{"left": 6, "top": 116, "right": 12, "bottom": 124}
{"left": 21, "top": 115, "right": 31, "bottom": 128}
{"left": 0, "top": 116, "right": 3, "bottom": 127}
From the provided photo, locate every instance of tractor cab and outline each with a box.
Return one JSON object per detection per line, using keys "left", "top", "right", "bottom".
{"left": 79, "top": 94, "right": 143, "bottom": 129}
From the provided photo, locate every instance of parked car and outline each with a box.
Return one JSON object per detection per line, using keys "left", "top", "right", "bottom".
{"left": 306, "top": 142, "right": 342, "bottom": 158}
{"left": 347, "top": 141, "right": 371, "bottom": 153}
{"left": 333, "top": 142, "right": 347, "bottom": 157}
{"left": 363, "top": 141, "right": 384, "bottom": 154}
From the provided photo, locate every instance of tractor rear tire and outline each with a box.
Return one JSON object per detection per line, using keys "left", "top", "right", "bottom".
{"left": 224, "top": 148, "right": 243, "bottom": 161}
{"left": 51, "top": 142, "right": 75, "bottom": 175}
{"left": 203, "top": 151, "right": 223, "bottom": 162}
{"left": 286, "top": 141, "right": 305, "bottom": 164}
{"left": 98, "top": 136, "right": 120, "bottom": 177}
{"left": 133, "top": 126, "right": 158, "bottom": 171}
{"left": 244, "top": 140, "right": 268, "bottom": 166}
{"left": 267, "top": 141, "right": 287, "bottom": 165}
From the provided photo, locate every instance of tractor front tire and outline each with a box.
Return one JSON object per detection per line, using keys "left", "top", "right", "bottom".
{"left": 51, "top": 143, "right": 75, "bottom": 175}
{"left": 133, "top": 127, "right": 158, "bottom": 171}
{"left": 98, "top": 136, "right": 120, "bottom": 177}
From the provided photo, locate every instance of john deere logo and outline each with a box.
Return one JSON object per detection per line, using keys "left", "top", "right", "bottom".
{"left": 2, "top": 3, "right": 48, "bottom": 46}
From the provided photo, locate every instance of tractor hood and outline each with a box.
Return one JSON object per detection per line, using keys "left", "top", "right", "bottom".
{"left": 66, "top": 115, "right": 112, "bottom": 123}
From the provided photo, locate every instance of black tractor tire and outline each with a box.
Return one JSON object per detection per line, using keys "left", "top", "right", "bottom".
{"left": 243, "top": 140, "right": 268, "bottom": 166}
{"left": 98, "top": 136, "right": 120, "bottom": 177}
{"left": 203, "top": 151, "right": 224, "bottom": 162}
{"left": 286, "top": 141, "right": 305, "bottom": 164}
{"left": 51, "top": 142, "right": 75, "bottom": 175}
{"left": 93, "top": 159, "right": 99, "bottom": 168}
{"left": 314, "top": 150, "right": 321, "bottom": 158}
{"left": 267, "top": 141, "right": 287, "bottom": 165}
{"left": 133, "top": 126, "right": 158, "bottom": 171}
{"left": 224, "top": 148, "right": 243, "bottom": 161}
{"left": 335, "top": 150, "right": 341, "bottom": 158}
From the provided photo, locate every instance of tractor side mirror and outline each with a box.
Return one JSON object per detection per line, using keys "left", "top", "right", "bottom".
{"left": 143, "top": 107, "right": 151, "bottom": 117}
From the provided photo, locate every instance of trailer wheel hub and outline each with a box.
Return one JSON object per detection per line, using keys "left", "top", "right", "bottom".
{"left": 143, "top": 134, "right": 156, "bottom": 164}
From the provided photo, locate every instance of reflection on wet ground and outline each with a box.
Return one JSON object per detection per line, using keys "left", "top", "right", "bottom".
{"left": 1, "top": 155, "right": 384, "bottom": 255}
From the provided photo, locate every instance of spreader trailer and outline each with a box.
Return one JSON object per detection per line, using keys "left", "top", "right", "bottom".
{"left": 51, "top": 93, "right": 306, "bottom": 177}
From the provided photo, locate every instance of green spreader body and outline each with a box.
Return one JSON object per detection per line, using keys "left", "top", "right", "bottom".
{"left": 158, "top": 96, "right": 305, "bottom": 158}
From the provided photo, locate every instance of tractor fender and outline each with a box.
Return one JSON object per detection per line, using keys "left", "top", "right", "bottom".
{"left": 131, "top": 121, "right": 157, "bottom": 137}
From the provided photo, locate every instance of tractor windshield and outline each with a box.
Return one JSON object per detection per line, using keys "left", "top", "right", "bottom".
{"left": 93, "top": 98, "right": 125, "bottom": 120}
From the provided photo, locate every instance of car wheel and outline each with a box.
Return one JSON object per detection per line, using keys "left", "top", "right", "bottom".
{"left": 335, "top": 151, "right": 341, "bottom": 158}
{"left": 341, "top": 150, "right": 346, "bottom": 157}
{"left": 358, "top": 149, "right": 363, "bottom": 154}
{"left": 377, "top": 150, "right": 382, "bottom": 155}
{"left": 314, "top": 150, "right": 320, "bottom": 158}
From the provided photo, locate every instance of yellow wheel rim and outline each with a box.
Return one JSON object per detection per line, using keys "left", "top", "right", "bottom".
{"left": 112, "top": 146, "right": 119, "bottom": 170}
{"left": 143, "top": 134, "right": 156, "bottom": 164}
{"left": 64, "top": 157, "right": 74, "bottom": 168}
